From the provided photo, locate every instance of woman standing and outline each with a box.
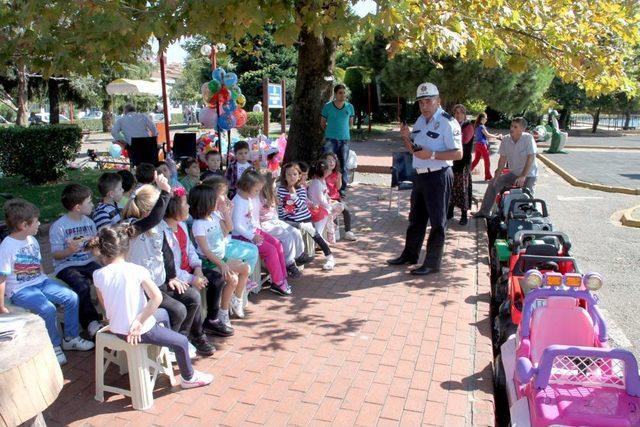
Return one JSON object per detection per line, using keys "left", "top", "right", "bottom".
{"left": 471, "top": 113, "right": 500, "bottom": 181}
{"left": 448, "top": 105, "right": 475, "bottom": 225}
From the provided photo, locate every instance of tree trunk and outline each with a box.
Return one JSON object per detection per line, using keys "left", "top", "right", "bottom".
{"left": 16, "top": 64, "right": 29, "bottom": 126}
{"left": 285, "top": 28, "right": 336, "bottom": 163}
{"left": 48, "top": 78, "right": 60, "bottom": 125}
{"left": 101, "top": 96, "right": 113, "bottom": 132}
{"left": 623, "top": 111, "right": 631, "bottom": 130}
{"left": 558, "top": 108, "right": 571, "bottom": 130}
{"left": 591, "top": 107, "right": 600, "bottom": 133}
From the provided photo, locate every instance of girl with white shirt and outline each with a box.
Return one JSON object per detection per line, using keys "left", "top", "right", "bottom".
{"left": 259, "top": 171, "right": 313, "bottom": 278}
{"left": 232, "top": 170, "right": 290, "bottom": 296}
{"left": 91, "top": 225, "right": 212, "bottom": 389}
{"left": 189, "top": 184, "right": 255, "bottom": 321}
{"left": 308, "top": 159, "right": 344, "bottom": 244}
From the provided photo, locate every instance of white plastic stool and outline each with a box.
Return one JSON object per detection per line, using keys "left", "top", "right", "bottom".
{"left": 303, "top": 231, "right": 316, "bottom": 258}
{"left": 94, "top": 327, "right": 177, "bottom": 410}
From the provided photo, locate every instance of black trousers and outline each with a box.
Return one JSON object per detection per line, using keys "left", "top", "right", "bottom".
{"left": 401, "top": 167, "right": 453, "bottom": 269}
{"left": 159, "top": 283, "right": 204, "bottom": 339}
{"left": 202, "top": 268, "right": 225, "bottom": 321}
{"left": 56, "top": 262, "right": 102, "bottom": 329}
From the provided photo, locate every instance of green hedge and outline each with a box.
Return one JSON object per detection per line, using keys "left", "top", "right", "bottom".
{"left": 238, "top": 112, "right": 265, "bottom": 138}
{"left": 0, "top": 125, "right": 82, "bottom": 184}
{"left": 76, "top": 118, "right": 103, "bottom": 132}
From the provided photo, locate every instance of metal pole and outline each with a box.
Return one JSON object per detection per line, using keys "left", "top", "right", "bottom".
{"left": 367, "top": 83, "right": 372, "bottom": 132}
{"left": 158, "top": 39, "right": 171, "bottom": 151}
{"left": 263, "top": 77, "right": 269, "bottom": 136}
{"left": 281, "top": 79, "right": 286, "bottom": 134}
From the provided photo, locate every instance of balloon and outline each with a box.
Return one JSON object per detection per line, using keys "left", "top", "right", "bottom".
{"left": 211, "top": 67, "right": 225, "bottom": 82}
{"left": 109, "top": 143, "right": 122, "bottom": 158}
{"left": 236, "top": 94, "right": 247, "bottom": 108}
{"left": 199, "top": 107, "right": 218, "bottom": 129}
{"left": 230, "top": 89, "right": 239, "bottom": 102}
{"left": 211, "top": 87, "right": 231, "bottom": 104}
{"left": 208, "top": 79, "right": 221, "bottom": 94}
{"left": 200, "top": 44, "right": 212, "bottom": 56}
{"left": 201, "top": 82, "right": 211, "bottom": 103}
{"left": 218, "top": 113, "right": 236, "bottom": 130}
{"left": 223, "top": 72, "right": 238, "bottom": 87}
{"left": 223, "top": 101, "right": 237, "bottom": 113}
{"left": 233, "top": 109, "right": 248, "bottom": 128}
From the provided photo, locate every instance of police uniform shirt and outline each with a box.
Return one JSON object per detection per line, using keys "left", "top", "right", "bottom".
{"left": 410, "top": 107, "right": 462, "bottom": 170}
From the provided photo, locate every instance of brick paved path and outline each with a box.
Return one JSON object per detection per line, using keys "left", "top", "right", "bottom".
{"left": 43, "top": 184, "right": 494, "bottom": 426}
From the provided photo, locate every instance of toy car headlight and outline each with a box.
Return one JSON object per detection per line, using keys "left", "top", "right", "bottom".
{"left": 583, "top": 272, "right": 603, "bottom": 291}
{"left": 544, "top": 272, "right": 563, "bottom": 287}
{"left": 563, "top": 273, "right": 582, "bottom": 288}
{"left": 524, "top": 270, "right": 543, "bottom": 289}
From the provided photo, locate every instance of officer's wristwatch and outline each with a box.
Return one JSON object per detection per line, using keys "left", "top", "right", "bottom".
{"left": 430, "top": 151, "right": 436, "bottom": 160}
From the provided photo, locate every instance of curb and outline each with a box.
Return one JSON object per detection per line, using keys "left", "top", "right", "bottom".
{"left": 537, "top": 144, "right": 640, "bottom": 151}
{"left": 356, "top": 164, "right": 390, "bottom": 174}
{"left": 537, "top": 153, "right": 640, "bottom": 196}
{"left": 621, "top": 206, "right": 640, "bottom": 228}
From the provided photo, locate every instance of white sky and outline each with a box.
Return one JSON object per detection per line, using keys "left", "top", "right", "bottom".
{"left": 158, "top": 0, "right": 377, "bottom": 64}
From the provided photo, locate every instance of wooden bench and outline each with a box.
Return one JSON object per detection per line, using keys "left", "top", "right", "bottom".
{"left": 0, "top": 306, "right": 63, "bottom": 427}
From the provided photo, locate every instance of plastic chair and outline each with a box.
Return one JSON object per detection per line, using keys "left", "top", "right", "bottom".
{"left": 94, "top": 327, "right": 177, "bottom": 410}
{"left": 129, "top": 136, "right": 162, "bottom": 167}
{"left": 172, "top": 133, "right": 197, "bottom": 161}
{"left": 389, "top": 152, "right": 416, "bottom": 215}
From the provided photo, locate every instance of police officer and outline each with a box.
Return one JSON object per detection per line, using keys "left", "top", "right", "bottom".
{"left": 387, "top": 82, "right": 463, "bottom": 276}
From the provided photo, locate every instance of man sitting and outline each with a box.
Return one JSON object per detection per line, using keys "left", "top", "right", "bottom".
{"left": 474, "top": 117, "right": 538, "bottom": 218}
{"left": 111, "top": 104, "right": 158, "bottom": 146}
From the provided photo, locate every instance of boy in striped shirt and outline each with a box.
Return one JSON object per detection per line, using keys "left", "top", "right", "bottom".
{"left": 91, "top": 173, "right": 124, "bottom": 230}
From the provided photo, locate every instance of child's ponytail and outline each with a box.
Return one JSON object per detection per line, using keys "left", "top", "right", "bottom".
{"left": 122, "top": 185, "right": 160, "bottom": 219}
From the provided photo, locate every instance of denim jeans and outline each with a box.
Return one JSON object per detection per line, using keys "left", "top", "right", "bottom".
{"left": 56, "top": 261, "right": 102, "bottom": 329}
{"left": 11, "top": 278, "right": 80, "bottom": 346}
{"left": 323, "top": 138, "right": 350, "bottom": 195}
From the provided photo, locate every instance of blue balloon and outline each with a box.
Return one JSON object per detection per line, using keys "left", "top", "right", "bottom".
{"left": 211, "top": 67, "right": 225, "bottom": 82}
{"left": 223, "top": 101, "right": 237, "bottom": 113}
{"left": 223, "top": 73, "right": 238, "bottom": 87}
{"left": 109, "top": 143, "right": 122, "bottom": 158}
{"left": 218, "top": 113, "right": 237, "bottom": 131}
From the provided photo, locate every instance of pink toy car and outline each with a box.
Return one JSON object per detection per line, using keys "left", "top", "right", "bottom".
{"left": 496, "top": 271, "right": 640, "bottom": 426}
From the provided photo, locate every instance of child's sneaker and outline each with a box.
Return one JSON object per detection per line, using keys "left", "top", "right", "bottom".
{"left": 87, "top": 320, "right": 102, "bottom": 338}
{"left": 270, "top": 282, "right": 292, "bottom": 296}
{"left": 245, "top": 279, "right": 259, "bottom": 293}
{"left": 322, "top": 255, "right": 336, "bottom": 271}
{"left": 181, "top": 370, "right": 213, "bottom": 389}
{"left": 191, "top": 335, "right": 215, "bottom": 357}
{"left": 62, "top": 336, "right": 95, "bottom": 351}
{"left": 54, "top": 346, "right": 67, "bottom": 366}
{"left": 287, "top": 264, "right": 302, "bottom": 278}
{"left": 295, "top": 254, "right": 314, "bottom": 266}
{"left": 230, "top": 295, "right": 245, "bottom": 318}
{"left": 343, "top": 231, "right": 357, "bottom": 241}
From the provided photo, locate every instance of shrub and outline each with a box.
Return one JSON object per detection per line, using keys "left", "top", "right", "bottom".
{"left": 0, "top": 124, "right": 82, "bottom": 184}
{"left": 238, "top": 112, "right": 265, "bottom": 138}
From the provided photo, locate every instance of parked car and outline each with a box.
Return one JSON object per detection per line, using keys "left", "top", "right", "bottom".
{"left": 30, "top": 112, "right": 70, "bottom": 124}
{"left": 82, "top": 110, "right": 103, "bottom": 120}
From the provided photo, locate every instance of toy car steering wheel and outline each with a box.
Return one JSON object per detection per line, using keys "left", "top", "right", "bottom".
{"left": 535, "top": 261, "right": 559, "bottom": 272}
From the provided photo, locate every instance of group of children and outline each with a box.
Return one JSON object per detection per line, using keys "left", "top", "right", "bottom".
{"left": 0, "top": 140, "right": 357, "bottom": 391}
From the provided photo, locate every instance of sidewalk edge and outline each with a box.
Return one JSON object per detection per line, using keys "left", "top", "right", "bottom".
{"left": 621, "top": 205, "right": 640, "bottom": 228}
{"left": 537, "top": 153, "right": 640, "bottom": 196}
{"left": 471, "top": 219, "right": 496, "bottom": 426}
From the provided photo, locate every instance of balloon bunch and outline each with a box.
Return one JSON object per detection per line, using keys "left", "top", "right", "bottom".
{"left": 200, "top": 68, "right": 248, "bottom": 131}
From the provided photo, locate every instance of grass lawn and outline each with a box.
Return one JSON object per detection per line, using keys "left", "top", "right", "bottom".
{"left": 0, "top": 168, "right": 104, "bottom": 223}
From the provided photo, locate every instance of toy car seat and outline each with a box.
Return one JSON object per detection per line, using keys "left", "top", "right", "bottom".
{"left": 524, "top": 239, "right": 559, "bottom": 257}
{"left": 529, "top": 296, "right": 595, "bottom": 363}
{"left": 500, "top": 189, "right": 532, "bottom": 219}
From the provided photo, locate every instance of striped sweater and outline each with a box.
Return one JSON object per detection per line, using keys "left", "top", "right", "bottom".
{"left": 277, "top": 185, "right": 312, "bottom": 222}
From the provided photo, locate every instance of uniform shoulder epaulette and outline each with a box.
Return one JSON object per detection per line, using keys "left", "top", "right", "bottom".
{"left": 441, "top": 112, "right": 453, "bottom": 120}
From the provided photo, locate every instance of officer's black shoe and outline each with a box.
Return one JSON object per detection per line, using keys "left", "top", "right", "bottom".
{"left": 387, "top": 256, "right": 418, "bottom": 265}
{"left": 410, "top": 266, "right": 440, "bottom": 276}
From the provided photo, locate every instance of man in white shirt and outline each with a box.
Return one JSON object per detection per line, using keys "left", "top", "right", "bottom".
{"left": 111, "top": 104, "right": 158, "bottom": 146}
{"left": 474, "top": 117, "right": 538, "bottom": 217}
{"left": 252, "top": 101, "right": 263, "bottom": 113}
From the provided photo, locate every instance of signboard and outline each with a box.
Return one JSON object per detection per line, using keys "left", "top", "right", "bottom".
{"left": 267, "top": 83, "right": 283, "bottom": 109}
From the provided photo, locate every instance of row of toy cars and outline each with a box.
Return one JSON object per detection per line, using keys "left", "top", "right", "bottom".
{"left": 486, "top": 186, "right": 640, "bottom": 426}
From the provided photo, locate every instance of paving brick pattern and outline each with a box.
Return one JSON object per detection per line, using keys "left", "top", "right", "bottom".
{"left": 43, "top": 184, "right": 494, "bottom": 426}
